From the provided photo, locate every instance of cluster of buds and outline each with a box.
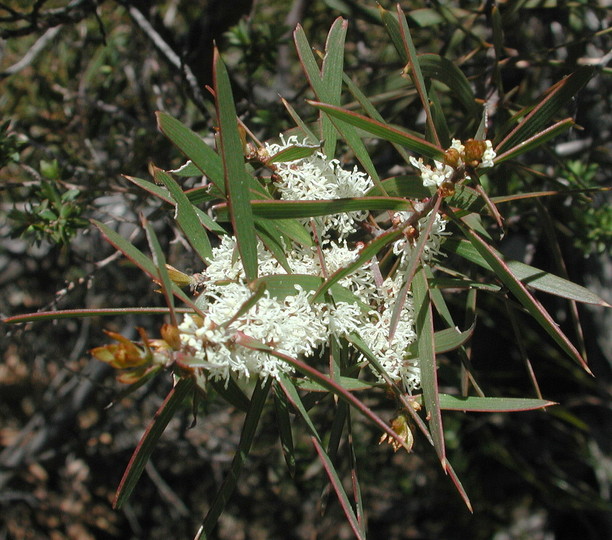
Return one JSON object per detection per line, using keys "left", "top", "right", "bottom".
{"left": 90, "top": 325, "right": 180, "bottom": 384}
{"left": 410, "top": 138, "right": 496, "bottom": 197}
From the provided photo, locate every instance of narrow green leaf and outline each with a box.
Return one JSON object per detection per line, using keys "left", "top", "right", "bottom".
{"left": 412, "top": 267, "right": 445, "bottom": 463}
{"left": 2, "top": 307, "right": 195, "bottom": 324}
{"left": 494, "top": 118, "right": 575, "bottom": 164}
{"left": 215, "top": 197, "right": 413, "bottom": 220}
{"left": 142, "top": 215, "right": 176, "bottom": 326}
{"left": 311, "top": 436, "right": 366, "bottom": 540}
{"left": 277, "top": 375, "right": 365, "bottom": 539}
{"left": 307, "top": 101, "right": 445, "bottom": 161}
{"left": 114, "top": 377, "right": 194, "bottom": 509}
{"left": 437, "top": 394, "right": 556, "bottom": 412}
{"left": 238, "top": 335, "right": 413, "bottom": 453}
{"left": 92, "top": 220, "right": 203, "bottom": 315}
{"left": 213, "top": 48, "right": 258, "bottom": 281}
{"left": 418, "top": 54, "right": 480, "bottom": 116}
{"left": 195, "top": 379, "right": 271, "bottom": 540}
{"left": 153, "top": 168, "right": 212, "bottom": 263}
{"left": 395, "top": 4, "right": 439, "bottom": 146}
{"left": 266, "top": 143, "right": 320, "bottom": 164}
{"left": 443, "top": 238, "right": 610, "bottom": 307}
{"left": 495, "top": 66, "right": 595, "bottom": 154}
{"left": 273, "top": 382, "right": 296, "bottom": 476}
{"left": 124, "top": 176, "right": 226, "bottom": 235}
{"left": 156, "top": 112, "right": 225, "bottom": 195}
{"left": 458, "top": 222, "right": 591, "bottom": 373}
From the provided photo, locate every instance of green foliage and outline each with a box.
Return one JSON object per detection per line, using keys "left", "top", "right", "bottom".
{"left": 8, "top": 170, "right": 88, "bottom": 246}
{"left": 2, "top": 1, "right": 610, "bottom": 539}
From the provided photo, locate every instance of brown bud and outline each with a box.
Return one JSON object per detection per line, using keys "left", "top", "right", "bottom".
{"left": 444, "top": 148, "right": 461, "bottom": 168}
{"left": 463, "top": 139, "right": 487, "bottom": 167}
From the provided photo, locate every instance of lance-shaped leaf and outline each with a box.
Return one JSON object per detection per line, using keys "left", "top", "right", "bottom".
{"left": 2, "top": 307, "right": 195, "bottom": 324}
{"left": 412, "top": 267, "right": 445, "bottom": 464}
{"left": 142, "top": 215, "right": 176, "bottom": 326}
{"left": 457, "top": 222, "right": 591, "bottom": 373}
{"left": 114, "top": 377, "right": 194, "bottom": 509}
{"left": 418, "top": 54, "right": 480, "bottom": 116}
{"left": 394, "top": 4, "right": 440, "bottom": 146}
{"left": 153, "top": 167, "right": 212, "bottom": 263}
{"left": 278, "top": 375, "right": 365, "bottom": 539}
{"left": 494, "top": 118, "right": 575, "bottom": 164}
{"left": 194, "top": 379, "right": 270, "bottom": 540}
{"left": 213, "top": 48, "right": 258, "bottom": 281}
{"left": 92, "top": 220, "right": 204, "bottom": 317}
{"left": 236, "top": 334, "right": 413, "bottom": 453}
{"left": 273, "top": 382, "right": 296, "bottom": 476}
{"left": 124, "top": 176, "right": 226, "bottom": 235}
{"left": 294, "top": 20, "right": 381, "bottom": 184}
{"left": 307, "top": 101, "right": 445, "bottom": 161}
{"left": 495, "top": 66, "right": 595, "bottom": 154}
{"left": 442, "top": 238, "right": 610, "bottom": 307}
{"left": 294, "top": 19, "right": 345, "bottom": 158}
{"left": 214, "top": 197, "right": 413, "bottom": 221}
{"left": 437, "top": 395, "right": 556, "bottom": 412}
{"left": 156, "top": 112, "right": 225, "bottom": 195}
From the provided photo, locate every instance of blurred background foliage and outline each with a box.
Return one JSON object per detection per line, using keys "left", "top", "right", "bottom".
{"left": 1, "top": 0, "right": 610, "bottom": 539}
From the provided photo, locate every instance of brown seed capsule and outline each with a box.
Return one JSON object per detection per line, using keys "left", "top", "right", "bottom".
{"left": 463, "top": 139, "right": 487, "bottom": 167}
{"left": 439, "top": 180, "right": 456, "bottom": 198}
{"left": 444, "top": 148, "right": 461, "bottom": 168}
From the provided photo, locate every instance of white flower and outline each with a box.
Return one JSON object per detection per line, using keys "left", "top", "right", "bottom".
{"left": 391, "top": 211, "right": 449, "bottom": 267}
{"left": 409, "top": 156, "right": 453, "bottom": 188}
{"left": 480, "top": 140, "right": 496, "bottom": 168}
{"left": 265, "top": 135, "right": 374, "bottom": 238}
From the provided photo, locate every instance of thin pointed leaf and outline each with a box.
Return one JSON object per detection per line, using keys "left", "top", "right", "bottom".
{"left": 395, "top": 5, "right": 439, "bottom": 146}
{"left": 153, "top": 168, "right": 212, "bottom": 263}
{"left": 142, "top": 216, "right": 176, "bottom": 326}
{"left": 457, "top": 222, "right": 591, "bottom": 373}
{"left": 311, "top": 436, "right": 366, "bottom": 540}
{"left": 493, "top": 118, "right": 575, "bottom": 163}
{"left": 277, "top": 375, "right": 365, "bottom": 539}
{"left": 3, "top": 307, "right": 194, "bottom": 324}
{"left": 92, "top": 220, "right": 204, "bottom": 316}
{"left": 114, "top": 377, "right": 194, "bottom": 508}
{"left": 495, "top": 66, "right": 595, "bottom": 154}
{"left": 412, "top": 267, "right": 445, "bottom": 464}
{"left": 307, "top": 101, "right": 444, "bottom": 160}
{"left": 195, "top": 379, "right": 271, "bottom": 540}
{"left": 438, "top": 394, "right": 556, "bottom": 412}
{"left": 124, "top": 176, "right": 227, "bottom": 235}
{"left": 443, "top": 238, "right": 610, "bottom": 307}
{"left": 273, "top": 382, "right": 296, "bottom": 476}
{"left": 213, "top": 48, "right": 258, "bottom": 281}
{"left": 156, "top": 112, "right": 225, "bottom": 195}
{"left": 266, "top": 143, "right": 320, "bottom": 164}
{"left": 418, "top": 54, "right": 480, "bottom": 116}
{"left": 215, "top": 197, "right": 413, "bottom": 220}
{"left": 238, "top": 335, "right": 413, "bottom": 453}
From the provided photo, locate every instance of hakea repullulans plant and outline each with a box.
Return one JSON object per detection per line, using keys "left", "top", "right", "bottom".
{"left": 95, "top": 135, "right": 495, "bottom": 393}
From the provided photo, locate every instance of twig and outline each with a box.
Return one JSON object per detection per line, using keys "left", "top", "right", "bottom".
{"left": 0, "top": 25, "right": 62, "bottom": 79}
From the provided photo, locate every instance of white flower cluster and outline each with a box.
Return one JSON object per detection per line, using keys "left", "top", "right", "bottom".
{"left": 177, "top": 135, "right": 453, "bottom": 391}
{"left": 409, "top": 139, "right": 495, "bottom": 188}
{"left": 265, "top": 134, "right": 374, "bottom": 238}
